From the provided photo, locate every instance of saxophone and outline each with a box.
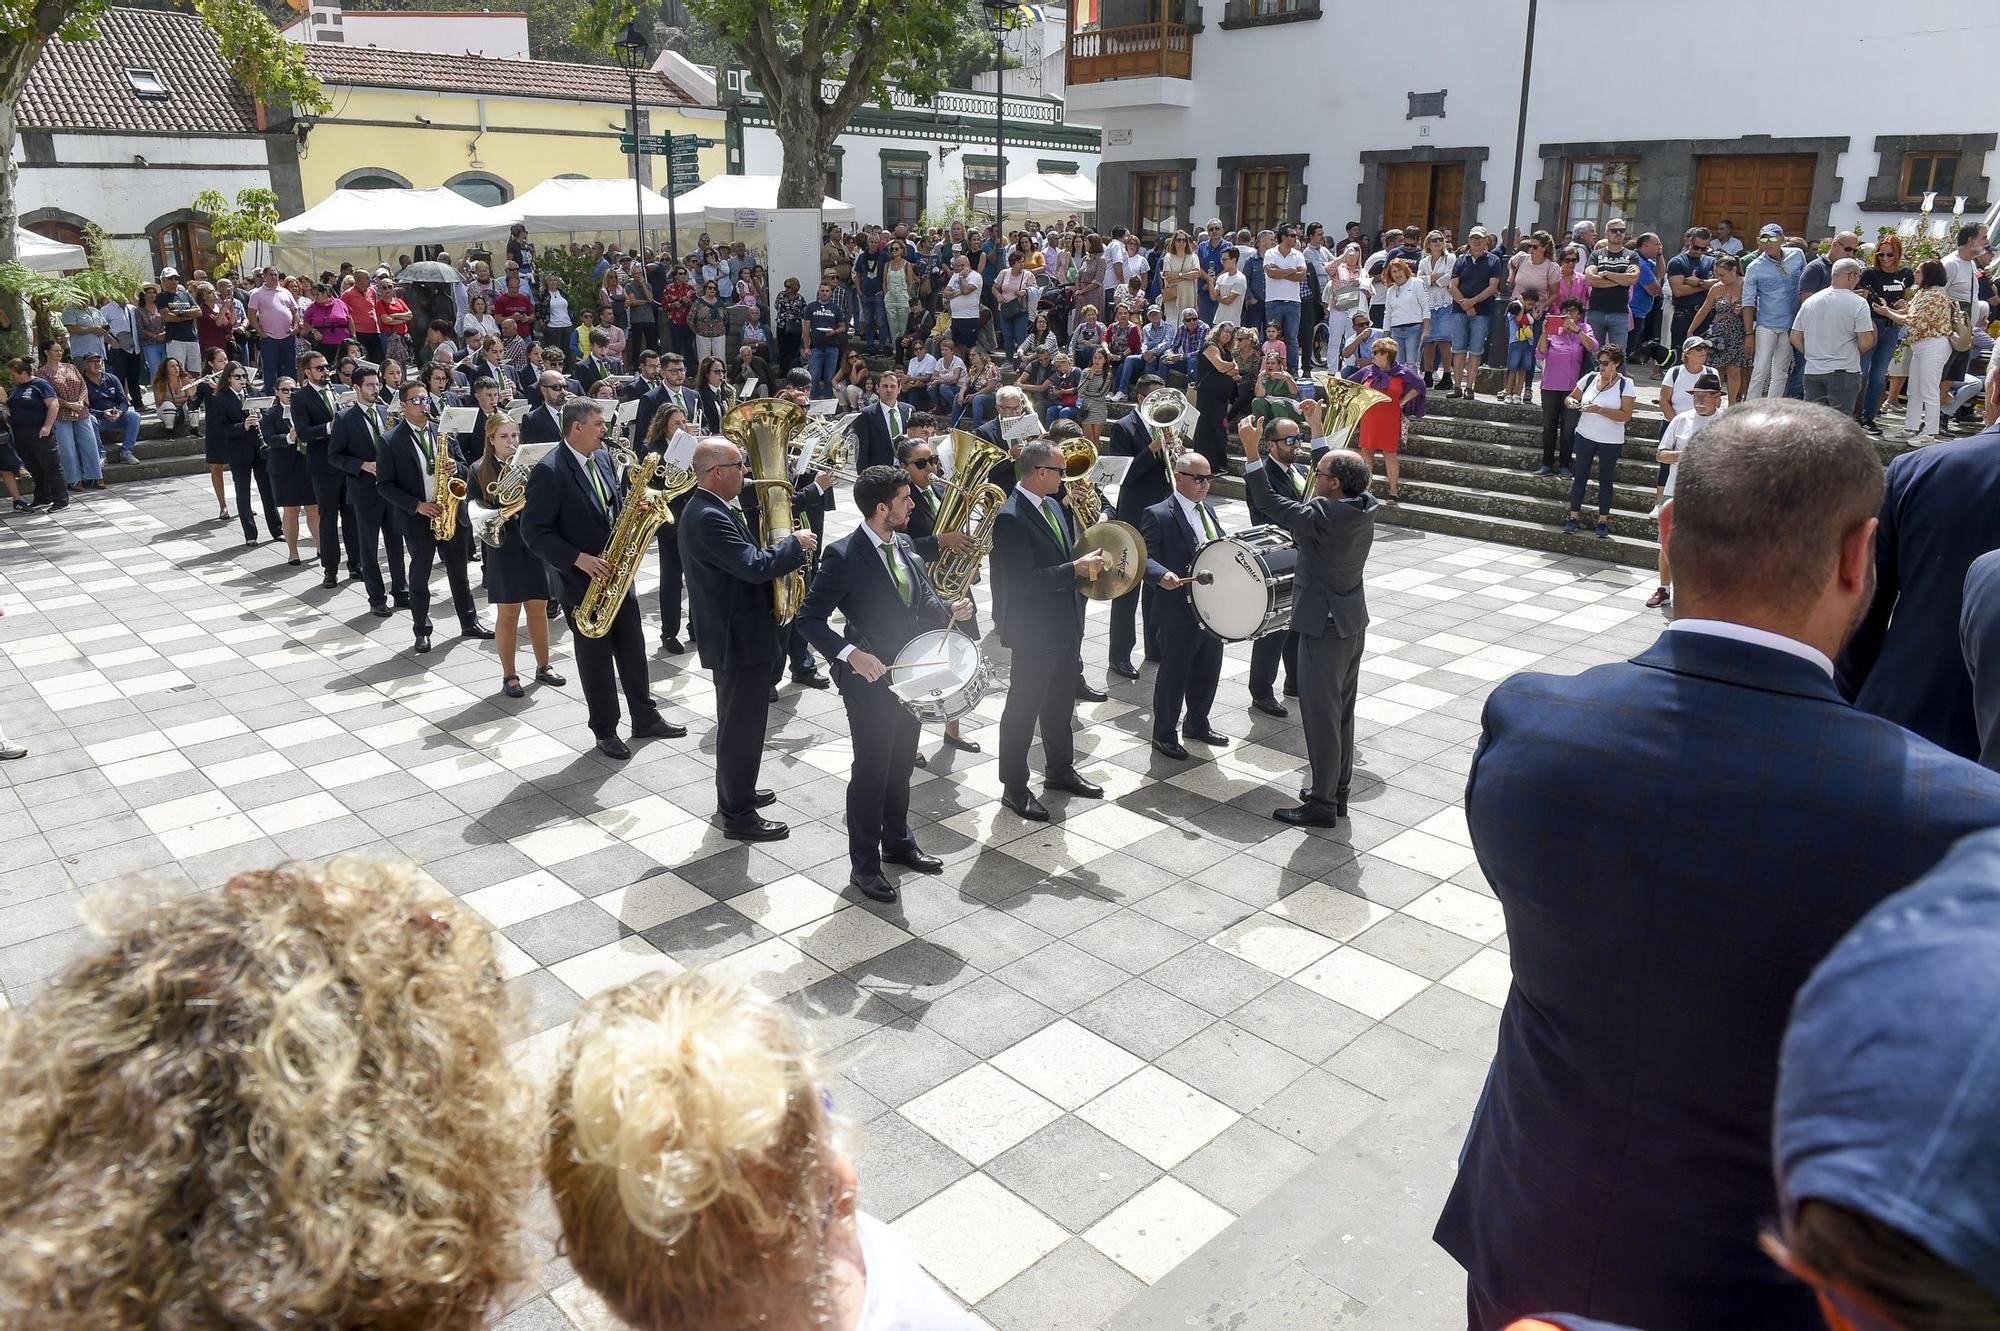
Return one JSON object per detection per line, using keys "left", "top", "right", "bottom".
{"left": 431, "top": 426, "right": 468, "bottom": 543}
{"left": 575, "top": 449, "right": 673, "bottom": 638}
{"left": 721, "top": 399, "right": 808, "bottom": 625}
{"left": 929, "top": 429, "right": 1007, "bottom": 600}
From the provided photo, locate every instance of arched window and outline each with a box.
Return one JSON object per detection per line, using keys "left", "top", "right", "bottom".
{"left": 338, "top": 167, "right": 413, "bottom": 191}
{"left": 446, "top": 172, "right": 512, "bottom": 207}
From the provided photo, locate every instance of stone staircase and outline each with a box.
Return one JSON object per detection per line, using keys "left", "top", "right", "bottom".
{"left": 122, "top": 419, "right": 210, "bottom": 481}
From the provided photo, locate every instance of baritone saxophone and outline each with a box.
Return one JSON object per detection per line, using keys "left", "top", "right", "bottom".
{"left": 575, "top": 449, "right": 673, "bottom": 638}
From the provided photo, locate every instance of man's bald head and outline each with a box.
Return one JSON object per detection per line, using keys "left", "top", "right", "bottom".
{"left": 693, "top": 438, "right": 746, "bottom": 499}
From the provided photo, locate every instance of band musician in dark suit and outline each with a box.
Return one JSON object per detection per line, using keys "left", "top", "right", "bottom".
{"left": 293, "top": 350, "right": 362, "bottom": 588}
{"left": 326, "top": 363, "right": 408, "bottom": 616}
{"left": 1106, "top": 374, "right": 1171, "bottom": 676}
{"left": 679, "top": 437, "right": 816, "bottom": 840}
{"left": 990, "top": 439, "right": 1108, "bottom": 822}
{"left": 520, "top": 371, "right": 567, "bottom": 445}
{"left": 852, "top": 370, "right": 913, "bottom": 471}
{"left": 740, "top": 448, "right": 836, "bottom": 694}
{"left": 373, "top": 383, "right": 493, "bottom": 653}
{"left": 1138, "top": 453, "right": 1231, "bottom": 760}
{"left": 898, "top": 432, "right": 982, "bottom": 757}
{"left": 1242, "top": 427, "right": 1379, "bottom": 826}
{"left": 637, "top": 356, "right": 703, "bottom": 652}
{"left": 458, "top": 375, "right": 507, "bottom": 462}
{"left": 797, "top": 464, "right": 973, "bottom": 901}
{"left": 520, "top": 397, "right": 686, "bottom": 760}
{"left": 1242, "top": 413, "right": 1314, "bottom": 716}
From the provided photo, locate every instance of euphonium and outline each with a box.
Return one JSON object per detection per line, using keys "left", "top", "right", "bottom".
{"left": 721, "top": 398, "right": 808, "bottom": 625}
{"left": 1138, "top": 386, "right": 1195, "bottom": 471}
{"left": 430, "top": 426, "right": 467, "bottom": 543}
{"left": 576, "top": 449, "right": 673, "bottom": 638}
{"left": 470, "top": 444, "right": 535, "bottom": 548}
{"left": 929, "top": 428, "right": 1007, "bottom": 600}
{"left": 1311, "top": 371, "right": 1394, "bottom": 449}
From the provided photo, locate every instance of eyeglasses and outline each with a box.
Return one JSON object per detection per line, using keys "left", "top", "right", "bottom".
{"left": 909, "top": 457, "right": 937, "bottom": 469}
{"left": 1179, "top": 473, "right": 1214, "bottom": 485}
{"left": 1596, "top": 358, "right": 1616, "bottom": 366}
{"left": 1032, "top": 464, "right": 1065, "bottom": 475}
{"left": 708, "top": 460, "right": 747, "bottom": 472}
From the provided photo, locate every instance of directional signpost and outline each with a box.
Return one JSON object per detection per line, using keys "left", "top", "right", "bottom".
{"left": 618, "top": 133, "right": 718, "bottom": 257}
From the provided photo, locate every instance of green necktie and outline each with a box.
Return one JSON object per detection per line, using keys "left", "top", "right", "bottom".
{"left": 1040, "top": 497, "right": 1066, "bottom": 546}
{"left": 1198, "top": 503, "right": 1219, "bottom": 541}
{"left": 890, "top": 404, "right": 901, "bottom": 436}
{"left": 1286, "top": 463, "right": 1303, "bottom": 499}
{"left": 586, "top": 455, "right": 609, "bottom": 513}
{"left": 730, "top": 505, "right": 748, "bottom": 530}
{"left": 923, "top": 487, "right": 938, "bottom": 521}
{"left": 414, "top": 426, "right": 434, "bottom": 464}
{"left": 882, "top": 540, "right": 910, "bottom": 605}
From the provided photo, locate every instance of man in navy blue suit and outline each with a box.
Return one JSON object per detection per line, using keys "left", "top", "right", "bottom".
{"left": 1106, "top": 375, "right": 1170, "bottom": 678}
{"left": 679, "top": 437, "right": 815, "bottom": 840}
{"left": 851, "top": 370, "right": 911, "bottom": 472}
{"left": 1437, "top": 401, "right": 2000, "bottom": 1331}
{"left": 796, "top": 464, "right": 972, "bottom": 901}
{"left": 1137, "top": 452, "right": 1230, "bottom": 760}
{"left": 373, "top": 383, "right": 493, "bottom": 653}
{"left": 325, "top": 364, "right": 407, "bottom": 617}
{"left": 1242, "top": 414, "right": 1312, "bottom": 716}
{"left": 1837, "top": 422, "right": 2000, "bottom": 759}
{"left": 292, "top": 350, "right": 361, "bottom": 590}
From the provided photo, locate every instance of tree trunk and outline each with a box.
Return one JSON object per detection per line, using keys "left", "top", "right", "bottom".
{"left": 0, "top": 21, "right": 63, "bottom": 269}
{"left": 0, "top": 96, "right": 18, "bottom": 267}
{"left": 768, "top": 83, "right": 832, "bottom": 211}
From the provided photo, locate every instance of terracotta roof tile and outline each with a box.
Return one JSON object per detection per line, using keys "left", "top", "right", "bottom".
{"left": 302, "top": 42, "right": 697, "bottom": 107}
{"left": 18, "top": 7, "right": 264, "bottom": 136}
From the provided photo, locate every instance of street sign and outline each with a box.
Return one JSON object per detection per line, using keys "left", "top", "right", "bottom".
{"left": 619, "top": 133, "right": 670, "bottom": 155}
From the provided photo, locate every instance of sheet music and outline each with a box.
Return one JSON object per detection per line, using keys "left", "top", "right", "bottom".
{"left": 663, "top": 429, "right": 699, "bottom": 470}
{"left": 502, "top": 398, "right": 531, "bottom": 421}
{"left": 1002, "top": 412, "right": 1042, "bottom": 442}
{"left": 806, "top": 398, "right": 837, "bottom": 418}
{"left": 244, "top": 396, "right": 274, "bottom": 412}
{"left": 332, "top": 388, "right": 356, "bottom": 408}
{"left": 741, "top": 377, "right": 759, "bottom": 401}
{"left": 614, "top": 398, "right": 639, "bottom": 426}
{"left": 1089, "top": 454, "right": 1132, "bottom": 488}
{"left": 439, "top": 406, "right": 478, "bottom": 436}
{"left": 511, "top": 442, "right": 557, "bottom": 472}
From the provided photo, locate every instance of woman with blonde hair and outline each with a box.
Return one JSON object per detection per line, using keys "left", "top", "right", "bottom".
{"left": 548, "top": 971, "right": 974, "bottom": 1331}
{"left": 0, "top": 858, "right": 536, "bottom": 1331}
{"left": 475, "top": 414, "right": 562, "bottom": 698}
{"left": 1161, "top": 229, "right": 1201, "bottom": 318}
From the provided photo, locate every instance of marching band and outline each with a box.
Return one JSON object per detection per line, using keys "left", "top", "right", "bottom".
{"left": 257, "top": 348, "right": 1378, "bottom": 852}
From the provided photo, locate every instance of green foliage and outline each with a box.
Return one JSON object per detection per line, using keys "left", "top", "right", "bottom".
{"left": 194, "top": 186, "right": 280, "bottom": 273}
{"left": 920, "top": 183, "right": 985, "bottom": 234}
{"left": 82, "top": 222, "right": 146, "bottom": 294}
{"left": 538, "top": 245, "right": 604, "bottom": 304}
{"left": 194, "top": 0, "right": 328, "bottom": 112}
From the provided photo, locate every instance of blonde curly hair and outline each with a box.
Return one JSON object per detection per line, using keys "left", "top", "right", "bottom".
{"left": 0, "top": 857, "right": 536, "bottom": 1330}
{"left": 547, "top": 971, "right": 841, "bottom": 1329}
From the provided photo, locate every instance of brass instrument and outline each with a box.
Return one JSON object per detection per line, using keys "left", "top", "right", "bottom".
{"left": 1060, "top": 434, "right": 1105, "bottom": 530}
{"left": 575, "top": 449, "right": 675, "bottom": 638}
{"left": 468, "top": 442, "right": 553, "bottom": 548}
{"left": 430, "top": 427, "right": 468, "bottom": 543}
{"left": 1311, "top": 372, "right": 1394, "bottom": 451}
{"left": 929, "top": 429, "right": 1008, "bottom": 600}
{"left": 721, "top": 398, "right": 809, "bottom": 625}
{"left": 791, "top": 412, "right": 860, "bottom": 482}
{"left": 1138, "top": 387, "right": 1196, "bottom": 472}
{"left": 1058, "top": 434, "right": 1147, "bottom": 600}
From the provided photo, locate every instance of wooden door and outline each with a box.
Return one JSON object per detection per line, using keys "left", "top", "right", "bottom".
{"left": 1694, "top": 154, "right": 1815, "bottom": 237}
{"left": 1430, "top": 163, "right": 1464, "bottom": 238}
{"left": 1383, "top": 162, "right": 1465, "bottom": 238}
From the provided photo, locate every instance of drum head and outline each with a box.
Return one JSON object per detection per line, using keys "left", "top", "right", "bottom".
{"left": 1190, "top": 540, "right": 1273, "bottom": 641}
{"left": 889, "top": 630, "right": 981, "bottom": 706}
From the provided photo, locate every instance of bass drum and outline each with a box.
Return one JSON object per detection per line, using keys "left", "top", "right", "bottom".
{"left": 1189, "top": 525, "right": 1297, "bottom": 641}
{"left": 888, "top": 628, "right": 992, "bottom": 723}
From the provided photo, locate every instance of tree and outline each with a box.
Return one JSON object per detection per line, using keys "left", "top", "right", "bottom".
{"left": 194, "top": 186, "right": 281, "bottom": 273}
{"left": 0, "top": 0, "right": 322, "bottom": 268}
{"left": 575, "top": 0, "right": 990, "bottom": 210}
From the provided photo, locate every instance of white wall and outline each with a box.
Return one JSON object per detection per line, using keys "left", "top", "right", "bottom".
{"left": 735, "top": 130, "right": 1096, "bottom": 228}
{"left": 15, "top": 132, "right": 274, "bottom": 269}
{"left": 282, "top": 11, "right": 531, "bottom": 59}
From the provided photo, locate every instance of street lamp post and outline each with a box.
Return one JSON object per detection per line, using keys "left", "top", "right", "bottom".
{"left": 981, "top": 0, "right": 1011, "bottom": 244}
{"left": 614, "top": 21, "right": 652, "bottom": 254}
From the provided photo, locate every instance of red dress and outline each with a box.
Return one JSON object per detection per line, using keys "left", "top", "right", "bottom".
{"left": 1353, "top": 362, "right": 1408, "bottom": 454}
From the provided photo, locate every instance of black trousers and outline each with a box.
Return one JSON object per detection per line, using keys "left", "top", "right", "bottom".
{"left": 398, "top": 514, "right": 476, "bottom": 636}
{"left": 230, "top": 455, "right": 281, "bottom": 543}
{"left": 1108, "top": 581, "right": 1156, "bottom": 665}
{"left": 14, "top": 430, "right": 63, "bottom": 506}
{"left": 1300, "top": 293, "right": 1326, "bottom": 367}
{"left": 999, "top": 646, "right": 1079, "bottom": 787}
{"left": 841, "top": 675, "right": 923, "bottom": 874}
{"left": 1539, "top": 389, "right": 1576, "bottom": 470}
{"left": 351, "top": 501, "right": 408, "bottom": 607}
{"left": 309, "top": 471, "right": 363, "bottom": 576}
{"left": 1299, "top": 630, "right": 1364, "bottom": 808}
{"left": 358, "top": 333, "right": 386, "bottom": 364}
{"left": 713, "top": 665, "right": 773, "bottom": 823}
{"left": 1248, "top": 628, "right": 1300, "bottom": 701}
{"left": 566, "top": 594, "right": 657, "bottom": 738}
{"left": 1152, "top": 633, "right": 1223, "bottom": 743}
{"left": 655, "top": 526, "right": 687, "bottom": 638}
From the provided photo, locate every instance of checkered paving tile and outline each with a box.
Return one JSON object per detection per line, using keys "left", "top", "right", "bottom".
{"left": 0, "top": 472, "right": 1669, "bottom": 1328}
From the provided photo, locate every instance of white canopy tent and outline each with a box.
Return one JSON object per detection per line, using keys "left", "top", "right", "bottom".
{"left": 997, "top": 170, "right": 1095, "bottom": 221}
{"left": 668, "top": 175, "right": 855, "bottom": 232}
{"left": 274, "top": 188, "right": 517, "bottom": 269}
{"left": 16, "top": 228, "right": 86, "bottom": 273}
{"left": 509, "top": 177, "right": 678, "bottom": 237}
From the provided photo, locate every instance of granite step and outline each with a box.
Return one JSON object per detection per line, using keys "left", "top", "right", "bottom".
{"left": 1401, "top": 431, "right": 1663, "bottom": 488}
{"left": 1379, "top": 478, "right": 1660, "bottom": 542}
{"left": 1377, "top": 496, "right": 1658, "bottom": 569}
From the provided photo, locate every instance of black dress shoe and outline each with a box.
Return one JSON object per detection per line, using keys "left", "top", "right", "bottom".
{"left": 1077, "top": 682, "right": 1109, "bottom": 703}
{"left": 754, "top": 788, "right": 777, "bottom": 808}
{"left": 460, "top": 619, "right": 496, "bottom": 640}
{"left": 1045, "top": 770, "right": 1104, "bottom": 799}
{"left": 535, "top": 665, "right": 566, "bottom": 687}
{"left": 1002, "top": 785, "right": 1050, "bottom": 821}
{"left": 791, "top": 669, "right": 830, "bottom": 690}
{"left": 661, "top": 635, "right": 686, "bottom": 654}
{"left": 722, "top": 816, "right": 789, "bottom": 842}
{"left": 347, "top": 565, "right": 362, "bottom": 580}
{"left": 321, "top": 571, "right": 340, "bottom": 589}
{"left": 914, "top": 751, "right": 929, "bottom": 768}
{"left": 1152, "top": 737, "right": 1192, "bottom": 761}
{"left": 942, "top": 731, "right": 981, "bottom": 753}
{"left": 1109, "top": 659, "right": 1140, "bottom": 680}
{"left": 596, "top": 734, "right": 632, "bottom": 760}
{"left": 850, "top": 871, "right": 899, "bottom": 902}
{"left": 392, "top": 591, "right": 411, "bottom": 608}
{"left": 1275, "top": 803, "right": 1339, "bottom": 827}
{"left": 369, "top": 602, "right": 393, "bottom": 618}
{"left": 502, "top": 675, "right": 525, "bottom": 699}
{"left": 767, "top": 685, "right": 782, "bottom": 703}
{"left": 1187, "top": 727, "right": 1231, "bottom": 747}
{"left": 884, "top": 845, "right": 944, "bottom": 874}
{"left": 632, "top": 716, "right": 688, "bottom": 739}
{"left": 1282, "top": 683, "right": 1300, "bottom": 699}
{"left": 1251, "top": 697, "right": 1289, "bottom": 719}
{"left": 413, "top": 632, "right": 433, "bottom": 653}
{"left": 1336, "top": 790, "right": 1349, "bottom": 817}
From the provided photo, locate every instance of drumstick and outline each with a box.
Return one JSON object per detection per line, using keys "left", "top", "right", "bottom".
{"left": 886, "top": 657, "right": 952, "bottom": 671}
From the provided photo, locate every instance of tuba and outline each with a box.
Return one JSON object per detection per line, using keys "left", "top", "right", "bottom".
{"left": 430, "top": 426, "right": 468, "bottom": 543}
{"left": 721, "top": 399, "right": 809, "bottom": 625}
{"left": 929, "top": 429, "right": 1008, "bottom": 600}
{"left": 1311, "top": 372, "right": 1394, "bottom": 451}
{"left": 576, "top": 449, "right": 674, "bottom": 637}
{"left": 1138, "top": 386, "right": 1196, "bottom": 473}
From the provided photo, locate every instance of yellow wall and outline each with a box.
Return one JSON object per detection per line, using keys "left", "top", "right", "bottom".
{"left": 298, "top": 86, "right": 726, "bottom": 206}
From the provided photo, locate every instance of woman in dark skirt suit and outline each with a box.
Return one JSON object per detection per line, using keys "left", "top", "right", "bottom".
{"left": 205, "top": 360, "right": 278, "bottom": 546}
{"left": 474, "top": 415, "right": 564, "bottom": 698}
{"left": 259, "top": 377, "right": 321, "bottom": 565}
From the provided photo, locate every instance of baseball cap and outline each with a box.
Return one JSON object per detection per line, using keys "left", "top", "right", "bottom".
{"left": 1774, "top": 826, "right": 2000, "bottom": 1305}
{"left": 374, "top": 265, "right": 392, "bottom": 277}
{"left": 159, "top": 267, "right": 179, "bottom": 279}
{"left": 1681, "top": 335, "right": 1709, "bottom": 354}
{"left": 1759, "top": 223, "right": 1785, "bottom": 240}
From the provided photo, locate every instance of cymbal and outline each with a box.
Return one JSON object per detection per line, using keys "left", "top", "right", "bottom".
{"left": 1075, "top": 520, "right": 1147, "bottom": 601}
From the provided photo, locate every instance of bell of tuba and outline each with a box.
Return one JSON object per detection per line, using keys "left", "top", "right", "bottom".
{"left": 1138, "top": 386, "right": 1195, "bottom": 472}
{"left": 929, "top": 429, "right": 1007, "bottom": 600}
{"left": 575, "top": 449, "right": 674, "bottom": 638}
{"left": 721, "top": 399, "right": 809, "bottom": 625}
{"left": 1311, "top": 372, "right": 1394, "bottom": 450}
{"left": 1060, "top": 434, "right": 1103, "bottom": 529}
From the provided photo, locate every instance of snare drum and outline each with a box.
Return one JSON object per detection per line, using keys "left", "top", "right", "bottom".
{"left": 888, "top": 629, "right": 992, "bottom": 723}
{"left": 1188, "top": 525, "right": 1297, "bottom": 641}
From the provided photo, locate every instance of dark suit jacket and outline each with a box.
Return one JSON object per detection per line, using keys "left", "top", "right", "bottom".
{"left": 1437, "top": 628, "right": 2000, "bottom": 1331}
{"left": 520, "top": 442, "right": 623, "bottom": 609}
{"left": 1244, "top": 466, "right": 1376, "bottom": 638}
{"left": 905, "top": 477, "right": 951, "bottom": 561}
{"left": 328, "top": 400, "right": 392, "bottom": 508}
{"left": 1107, "top": 409, "right": 1170, "bottom": 522}
{"left": 457, "top": 407, "right": 500, "bottom": 466}
{"left": 374, "top": 420, "right": 467, "bottom": 525}
{"left": 520, "top": 402, "right": 563, "bottom": 446}
{"left": 634, "top": 381, "right": 699, "bottom": 451}
{"left": 795, "top": 527, "right": 950, "bottom": 686}
{"left": 853, "top": 399, "right": 913, "bottom": 472}
{"left": 204, "top": 388, "right": 261, "bottom": 466}
{"left": 292, "top": 380, "right": 340, "bottom": 477}
{"left": 1960, "top": 547, "right": 2000, "bottom": 771}
{"left": 990, "top": 487, "right": 1083, "bottom": 652}
{"left": 1837, "top": 425, "right": 2000, "bottom": 759}
{"left": 574, "top": 354, "right": 612, "bottom": 394}
{"left": 678, "top": 486, "right": 810, "bottom": 672}
{"left": 1138, "top": 495, "right": 1219, "bottom": 643}
{"left": 1244, "top": 454, "right": 1311, "bottom": 527}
